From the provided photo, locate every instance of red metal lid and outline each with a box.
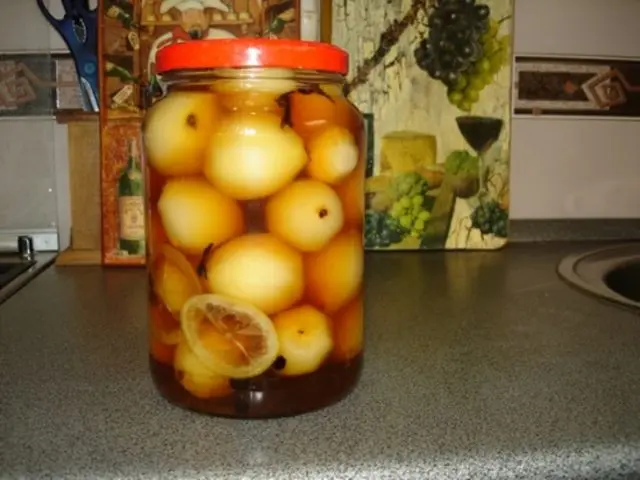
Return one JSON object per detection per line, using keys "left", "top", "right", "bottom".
{"left": 155, "top": 39, "right": 349, "bottom": 75}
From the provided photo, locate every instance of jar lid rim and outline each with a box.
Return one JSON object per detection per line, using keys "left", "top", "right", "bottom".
{"left": 156, "top": 39, "right": 349, "bottom": 76}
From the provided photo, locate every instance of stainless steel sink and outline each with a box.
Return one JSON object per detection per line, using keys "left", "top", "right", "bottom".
{"left": 557, "top": 242, "right": 640, "bottom": 311}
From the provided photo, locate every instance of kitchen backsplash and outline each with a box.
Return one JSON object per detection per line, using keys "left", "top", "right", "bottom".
{"left": 509, "top": 0, "right": 640, "bottom": 219}
{"left": 333, "top": 0, "right": 640, "bottom": 220}
{"left": 0, "top": 119, "right": 59, "bottom": 230}
{"left": 0, "top": 0, "right": 639, "bottom": 247}
{"left": 0, "top": 0, "right": 73, "bottom": 248}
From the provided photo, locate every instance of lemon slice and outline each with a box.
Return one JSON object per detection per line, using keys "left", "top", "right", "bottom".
{"left": 151, "top": 244, "right": 202, "bottom": 315}
{"left": 180, "top": 294, "right": 279, "bottom": 379}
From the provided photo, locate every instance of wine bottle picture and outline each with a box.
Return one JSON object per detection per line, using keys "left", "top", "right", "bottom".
{"left": 117, "top": 139, "right": 145, "bottom": 256}
{"left": 105, "top": 60, "right": 139, "bottom": 83}
{"left": 105, "top": 0, "right": 138, "bottom": 29}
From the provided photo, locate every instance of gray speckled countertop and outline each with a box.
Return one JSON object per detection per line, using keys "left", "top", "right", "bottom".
{"left": 2, "top": 242, "right": 640, "bottom": 479}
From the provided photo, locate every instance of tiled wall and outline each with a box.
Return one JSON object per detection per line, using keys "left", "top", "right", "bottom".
{"left": 1, "top": 0, "right": 639, "bottom": 245}
{"left": 511, "top": 0, "right": 640, "bottom": 219}
{"left": 0, "top": 1, "right": 70, "bottom": 246}
{"left": 0, "top": 120, "right": 58, "bottom": 230}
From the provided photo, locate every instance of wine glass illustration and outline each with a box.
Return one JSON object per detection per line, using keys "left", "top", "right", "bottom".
{"left": 455, "top": 116, "right": 504, "bottom": 197}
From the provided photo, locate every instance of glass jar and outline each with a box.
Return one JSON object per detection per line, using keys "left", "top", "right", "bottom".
{"left": 143, "top": 39, "right": 365, "bottom": 418}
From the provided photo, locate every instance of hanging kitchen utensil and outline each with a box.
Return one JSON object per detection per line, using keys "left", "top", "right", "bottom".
{"left": 36, "top": 0, "right": 99, "bottom": 111}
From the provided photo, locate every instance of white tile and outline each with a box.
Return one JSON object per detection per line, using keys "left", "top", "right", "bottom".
{"left": 0, "top": 119, "right": 58, "bottom": 230}
{"left": 511, "top": 0, "right": 640, "bottom": 219}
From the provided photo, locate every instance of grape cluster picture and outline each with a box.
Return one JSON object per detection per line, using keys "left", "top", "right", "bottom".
{"left": 388, "top": 173, "right": 432, "bottom": 236}
{"left": 470, "top": 200, "right": 508, "bottom": 238}
{"left": 364, "top": 172, "right": 432, "bottom": 248}
{"left": 414, "top": 0, "right": 511, "bottom": 111}
{"left": 364, "top": 211, "right": 403, "bottom": 248}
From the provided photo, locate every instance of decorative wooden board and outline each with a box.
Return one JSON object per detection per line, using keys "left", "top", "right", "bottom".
{"left": 98, "top": 0, "right": 303, "bottom": 265}
{"left": 334, "top": 0, "right": 514, "bottom": 250}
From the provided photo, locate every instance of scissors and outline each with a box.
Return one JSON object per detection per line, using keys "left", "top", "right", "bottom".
{"left": 36, "top": 0, "right": 99, "bottom": 112}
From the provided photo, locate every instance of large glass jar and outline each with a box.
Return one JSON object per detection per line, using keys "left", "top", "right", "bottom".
{"left": 143, "top": 39, "right": 365, "bottom": 418}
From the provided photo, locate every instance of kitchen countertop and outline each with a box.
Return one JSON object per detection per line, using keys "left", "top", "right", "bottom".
{"left": 2, "top": 242, "right": 640, "bottom": 479}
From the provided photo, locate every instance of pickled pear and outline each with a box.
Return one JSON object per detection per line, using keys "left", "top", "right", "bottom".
{"left": 265, "top": 179, "right": 344, "bottom": 252}
{"left": 143, "top": 91, "right": 220, "bottom": 176}
{"left": 150, "top": 301, "right": 181, "bottom": 345}
{"left": 147, "top": 166, "right": 166, "bottom": 204}
{"left": 289, "top": 89, "right": 360, "bottom": 142}
{"left": 157, "top": 177, "right": 244, "bottom": 255}
{"left": 203, "top": 112, "right": 307, "bottom": 200}
{"left": 211, "top": 70, "right": 297, "bottom": 112}
{"left": 305, "top": 230, "right": 363, "bottom": 314}
{"left": 218, "top": 91, "right": 282, "bottom": 112}
{"left": 334, "top": 161, "right": 365, "bottom": 227}
{"left": 205, "top": 234, "right": 304, "bottom": 315}
{"left": 272, "top": 305, "right": 333, "bottom": 376}
{"left": 186, "top": 254, "right": 212, "bottom": 293}
{"left": 306, "top": 126, "right": 359, "bottom": 185}
{"left": 331, "top": 296, "right": 363, "bottom": 362}
{"left": 149, "top": 301, "right": 181, "bottom": 366}
{"left": 151, "top": 339, "right": 175, "bottom": 367}
{"left": 147, "top": 208, "right": 168, "bottom": 260}
{"left": 174, "top": 339, "right": 232, "bottom": 399}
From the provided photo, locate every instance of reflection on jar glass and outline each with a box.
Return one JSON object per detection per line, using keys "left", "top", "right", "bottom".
{"left": 142, "top": 38, "right": 365, "bottom": 419}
